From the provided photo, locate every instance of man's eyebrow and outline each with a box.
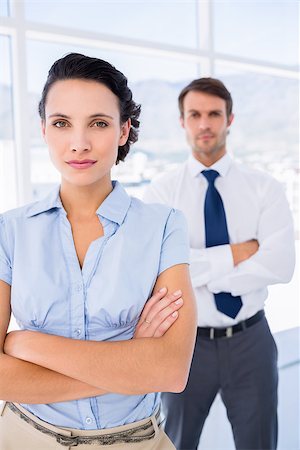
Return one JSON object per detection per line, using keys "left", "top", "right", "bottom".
{"left": 186, "top": 109, "right": 224, "bottom": 114}
{"left": 47, "top": 113, "right": 114, "bottom": 119}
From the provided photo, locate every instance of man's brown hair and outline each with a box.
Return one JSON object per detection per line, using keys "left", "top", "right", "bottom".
{"left": 178, "top": 77, "right": 233, "bottom": 118}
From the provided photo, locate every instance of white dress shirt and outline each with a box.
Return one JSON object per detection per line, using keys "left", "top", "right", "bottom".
{"left": 143, "top": 153, "right": 295, "bottom": 327}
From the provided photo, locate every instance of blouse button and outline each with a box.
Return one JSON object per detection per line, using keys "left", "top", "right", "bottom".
{"left": 75, "top": 328, "right": 81, "bottom": 336}
{"left": 85, "top": 417, "right": 93, "bottom": 425}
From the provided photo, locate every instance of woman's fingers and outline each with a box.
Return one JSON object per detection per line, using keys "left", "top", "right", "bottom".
{"left": 134, "top": 288, "right": 168, "bottom": 337}
{"left": 138, "top": 287, "right": 168, "bottom": 323}
{"left": 145, "top": 297, "right": 183, "bottom": 335}
{"left": 153, "top": 311, "right": 179, "bottom": 337}
{"left": 140, "top": 289, "right": 182, "bottom": 323}
{"left": 134, "top": 289, "right": 184, "bottom": 338}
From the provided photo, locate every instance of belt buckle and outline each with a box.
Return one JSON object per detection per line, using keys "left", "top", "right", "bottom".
{"left": 209, "top": 328, "right": 214, "bottom": 339}
{"left": 226, "top": 326, "right": 233, "bottom": 338}
{"left": 56, "top": 435, "right": 79, "bottom": 447}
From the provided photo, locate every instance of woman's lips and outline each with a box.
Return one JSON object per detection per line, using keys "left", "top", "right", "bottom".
{"left": 67, "top": 160, "right": 97, "bottom": 169}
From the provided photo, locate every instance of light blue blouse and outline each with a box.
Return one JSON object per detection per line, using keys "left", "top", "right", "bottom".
{"left": 0, "top": 181, "right": 189, "bottom": 430}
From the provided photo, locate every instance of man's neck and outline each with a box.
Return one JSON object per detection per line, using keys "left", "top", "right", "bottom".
{"left": 192, "top": 149, "right": 227, "bottom": 167}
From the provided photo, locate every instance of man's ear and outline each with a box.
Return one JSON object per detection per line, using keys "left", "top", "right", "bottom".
{"left": 119, "top": 119, "right": 131, "bottom": 146}
{"left": 180, "top": 116, "right": 185, "bottom": 129}
{"left": 227, "top": 113, "right": 234, "bottom": 127}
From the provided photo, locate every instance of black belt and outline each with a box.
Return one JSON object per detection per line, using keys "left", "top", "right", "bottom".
{"left": 7, "top": 403, "right": 161, "bottom": 447}
{"left": 197, "top": 310, "right": 265, "bottom": 340}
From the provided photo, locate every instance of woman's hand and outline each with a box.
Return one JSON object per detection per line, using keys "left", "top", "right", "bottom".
{"left": 4, "top": 289, "right": 184, "bottom": 369}
{"left": 4, "top": 287, "right": 184, "bottom": 359}
{"left": 134, "top": 287, "right": 183, "bottom": 338}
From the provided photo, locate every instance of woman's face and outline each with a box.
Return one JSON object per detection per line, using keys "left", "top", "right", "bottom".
{"left": 41, "top": 79, "right": 130, "bottom": 188}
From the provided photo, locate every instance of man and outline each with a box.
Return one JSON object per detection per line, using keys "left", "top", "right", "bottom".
{"left": 143, "top": 78, "right": 295, "bottom": 450}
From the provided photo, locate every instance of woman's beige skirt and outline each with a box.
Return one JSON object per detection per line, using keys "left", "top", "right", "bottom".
{"left": 0, "top": 401, "right": 175, "bottom": 450}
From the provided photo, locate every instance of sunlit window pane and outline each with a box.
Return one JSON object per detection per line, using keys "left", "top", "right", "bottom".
{"left": 214, "top": 1, "right": 298, "bottom": 68}
{"left": 27, "top": 39, "right": 199, "bottom": 198}
{"left": 0, "top": 0, "right": 9, "bottom": 16}
{"left": 0, "top": 35, "right": 17, "bottom": 211}
{"left": 25, "top": 0, "right": 198, "bottom": 49}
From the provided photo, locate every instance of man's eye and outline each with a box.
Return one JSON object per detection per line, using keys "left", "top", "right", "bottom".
{"left": 92, "top": 121, "right": 107, "bottom": 128}
{"left": 53, "top": 121, "right": 67, "bottom": 128}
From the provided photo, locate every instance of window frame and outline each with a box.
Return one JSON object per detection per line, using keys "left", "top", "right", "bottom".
{"left": 0, "top": 0, "right": 298, "bottom": 207}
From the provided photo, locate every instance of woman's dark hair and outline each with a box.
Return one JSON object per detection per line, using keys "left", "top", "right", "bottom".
{"left": 39, "top": 53, "right": 141, "bottom": 164}
{"left": 178, "top": 77, "right": 233, "bottom": 119}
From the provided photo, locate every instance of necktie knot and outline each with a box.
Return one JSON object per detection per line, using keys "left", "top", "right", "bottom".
{"left": 202, "top": 170, "right": 220, "bottom": 185}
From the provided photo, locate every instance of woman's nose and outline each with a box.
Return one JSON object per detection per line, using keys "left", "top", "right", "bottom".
{"left": 69, "top": 131, "right": 91, "bottom": 153}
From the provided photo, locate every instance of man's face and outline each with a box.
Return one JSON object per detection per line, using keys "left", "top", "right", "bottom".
{"left": 180, "top": 90, "right": 233, "bottom": 166}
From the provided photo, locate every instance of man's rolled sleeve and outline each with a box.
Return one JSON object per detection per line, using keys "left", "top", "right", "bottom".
{"left": 207, "top": 180, "right": 295, "bottom": 296}
{"left": 189, "top": 244, "right": 234, "bottom": 288}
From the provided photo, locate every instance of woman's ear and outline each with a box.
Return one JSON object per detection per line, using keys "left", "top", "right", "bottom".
{"left": 41, "top": 120, "right": 47, "bottom": 142}
{"left": 119, "top": 119, "right": 131, "bottom": 146}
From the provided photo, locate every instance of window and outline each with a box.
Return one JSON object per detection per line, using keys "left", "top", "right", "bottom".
{"left": 214, "top": 1, "right": 298, "bottom": 67}
{"left": 0, "top": 34, "right": 17, "bottom": 211}
{"left": 0, "top": 0, "right": 9, "bottom": 16}
{"left": 25, "top": 0, "right": 198, "bottom": 49}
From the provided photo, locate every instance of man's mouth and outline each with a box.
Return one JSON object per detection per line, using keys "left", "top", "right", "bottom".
{"left": 197, "top": 134, "right": 214, "bottom": 140}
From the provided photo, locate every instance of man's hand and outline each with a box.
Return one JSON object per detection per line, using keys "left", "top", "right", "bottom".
{"left": 134, "top": 287, "right": 183, "bottom": 338}
{"left": 230, "top": 239, "right": 259, "bottom": 266}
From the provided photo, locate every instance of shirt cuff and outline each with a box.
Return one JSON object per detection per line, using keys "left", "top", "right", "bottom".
{"left": 205, "top": 244, "right": 234, "bottom": 279}
{"left": 207, "top": 275, "right": 231, "bottom": 294}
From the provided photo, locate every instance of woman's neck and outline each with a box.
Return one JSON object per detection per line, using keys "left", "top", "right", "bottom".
{"left": 59, "top": 178, "right": 113, "bottom": 220}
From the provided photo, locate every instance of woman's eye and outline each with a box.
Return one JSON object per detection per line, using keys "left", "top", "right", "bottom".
{"left": 53, "top": 121, "right": 67, "bottom": 128}
{"left": 92, "top": 121, "right": 107, "bottom": 128}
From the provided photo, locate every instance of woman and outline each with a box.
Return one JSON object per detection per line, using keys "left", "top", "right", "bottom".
{"left": 0, "top": 53, "right": 197, "bottom": 449}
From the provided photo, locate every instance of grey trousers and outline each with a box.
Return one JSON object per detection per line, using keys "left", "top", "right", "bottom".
{"left": 162, "top": 316, "right": 278, "bottom": 450}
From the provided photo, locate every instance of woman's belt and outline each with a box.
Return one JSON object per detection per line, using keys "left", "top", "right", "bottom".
{"left": 6, "top": 402, "right": 161, "bottom": 447}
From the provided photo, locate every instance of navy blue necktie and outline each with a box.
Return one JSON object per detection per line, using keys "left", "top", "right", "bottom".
{"left": 202, "top": 169, "right": 242, "bottom": 319}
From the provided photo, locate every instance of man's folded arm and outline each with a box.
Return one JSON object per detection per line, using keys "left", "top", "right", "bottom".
{"left": 208, "top": 185, "right": 295, "bottom": 296}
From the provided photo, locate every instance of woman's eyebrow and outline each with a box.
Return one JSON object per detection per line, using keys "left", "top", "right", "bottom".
{"left": 47, "top": 113, "right": 114, "bottom": 119}
{"left": 89, "top": 113, "right": 114, "bottom": 119}
{"left": 48, "top": 113, "right": 70, "bottom": 119}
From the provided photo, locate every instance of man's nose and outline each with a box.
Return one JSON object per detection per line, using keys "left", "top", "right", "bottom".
{"left": 198, "top": 117, "right": 210, "bottom": 130}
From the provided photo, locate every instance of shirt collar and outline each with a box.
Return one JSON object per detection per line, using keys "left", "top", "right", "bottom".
{"left": 97, "top": 181, "right": 131, "bottom": 225}
{"left": 187, "top": 152, "right": 233, "bottom": 178}
{"left": 26, "top": 181, "right": 131, "bottom": 225}
{"left": 26, "top": 185, "right": 63, "bottom": 217}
